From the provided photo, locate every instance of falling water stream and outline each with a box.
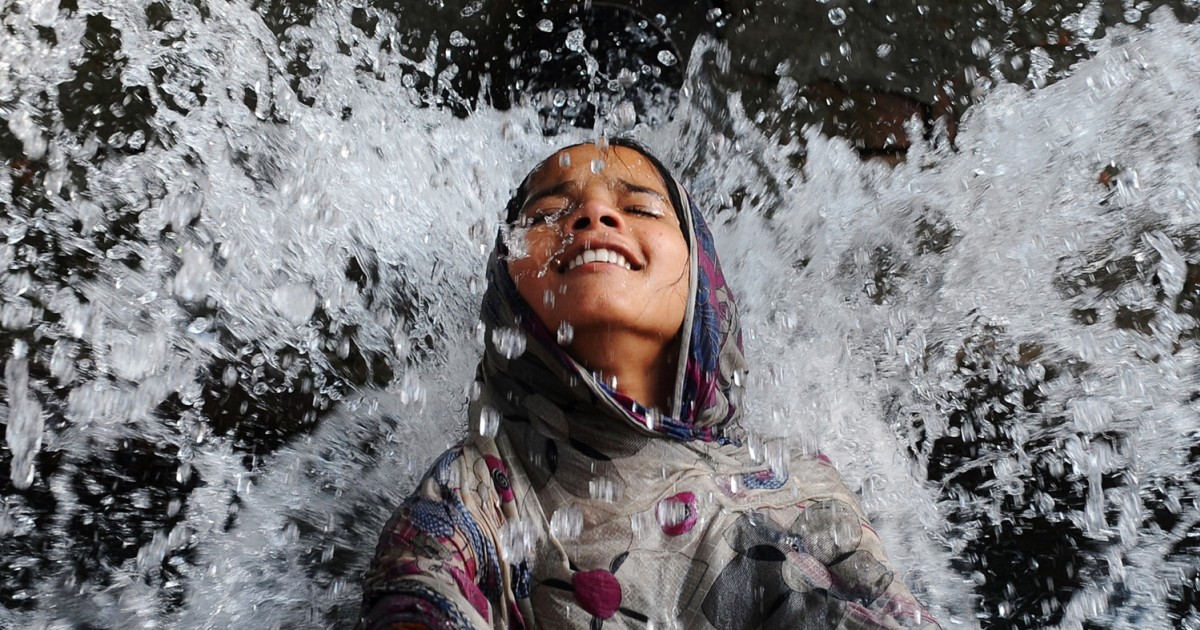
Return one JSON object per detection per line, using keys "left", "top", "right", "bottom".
{"left": 2, "top": 1, "right": 1199, "bottom": 628}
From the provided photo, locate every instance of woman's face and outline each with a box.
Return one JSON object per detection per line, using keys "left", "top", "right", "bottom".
{"left": 508, "top": 144, "right": 690, "bottom": 352}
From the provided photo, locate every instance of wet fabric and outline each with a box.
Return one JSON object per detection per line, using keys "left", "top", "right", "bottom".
{"left": 360, "top": 156, "right": 939, "bottom": 630}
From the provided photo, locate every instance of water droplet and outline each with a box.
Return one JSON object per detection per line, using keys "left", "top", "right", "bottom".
{"left": 828, "top": 7, "right": 847, "bottom": 25}
{"left": 498, "top": 518, "right": 539, "bottom": 563}
{"left": 460, "top": 1, "right": 481, "bottom": 17}
{"left": 271, "top": 283, "right": 317, "bottom": 325}
{"left": 222, "top": 366, "right": 239, "bottom": 387}
{"left": 765, "top": 441, "right": 789, "bottom": 479}
{"left": 173, "top": 244, "right": 214, "bottom": 302}
{"left": 643, "top": 407, "right": 661, "bottom": 431}
{"left": 550, "top": 505, "right": 583, "bottom": 539}
{"left": 478, "top": 405, "right": 502, "bottom": 437}
{"left": 971, "top": 37, "right": 991, "bottom": 57}
{"left": 590, "top": 159, "right": 605, "bottom": 174}
{"left": 656, "top": 50, "right": 677, "bottom": 66}
{"left": 876, "top": 43, "right": 892, "bottom": 58}
{"left": 29, "top": 0, "right": 59, "bottom": 26}
{"left": 536, "top": 19, "right": 553, "bottom": 32}
{"left": 656, "top": 496, "right": 691, "bottom": 530}
{"left": 449, "top": 31, "right": 469, "bottom": 47}
{"left": 399, "top": 372, "right": 424, "bottom": 405}
{"left": 613, "top": 100, "right": 637, "bottom": 128}
{"left": 839, "top": 42, "right": 852, "bottom": 58}
{"left": 491, "top": 327, "right": 527, "bottom": 359}
{"left": 557, "top": 321, "right": 574, "bottom": 345}
{"left": 4, "top": 355, "right": 42, "bottom": 490}
{"left": 746, "top": 431, "right": 763, "bottom": 462}
{"left": 565, "top": 28, "right": 586, "bottom": 53}
{"left": 558, "top": 153, "right": 571, "bottom": 168}
{"left": 589, "top": 477, "right": 621, "bottom": 502}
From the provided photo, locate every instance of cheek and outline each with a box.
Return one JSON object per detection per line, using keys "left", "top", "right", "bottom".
{"left": 656, "top": 233, "right": 691, "bottom": 292}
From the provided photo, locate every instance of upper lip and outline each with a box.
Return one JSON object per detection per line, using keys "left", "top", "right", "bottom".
{"left": 557, "top": 238, "right": 643, "bottom": 273}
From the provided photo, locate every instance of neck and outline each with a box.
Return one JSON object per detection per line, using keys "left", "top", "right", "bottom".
{"left": 567, "top": 329, "right": 679, "bottom": 413}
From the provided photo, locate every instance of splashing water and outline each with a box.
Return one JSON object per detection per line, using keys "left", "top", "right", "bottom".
{"left": 1, "top": 2, "right": 1199, "bottom": 629}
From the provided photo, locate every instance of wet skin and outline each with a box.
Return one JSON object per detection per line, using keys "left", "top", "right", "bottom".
{"left": 508, "top": 144, "right": 689, "bottom": 411}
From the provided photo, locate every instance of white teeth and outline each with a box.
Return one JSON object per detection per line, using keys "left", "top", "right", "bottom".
{"left": 566, "top": 248, "right": 632, "bottom": 271}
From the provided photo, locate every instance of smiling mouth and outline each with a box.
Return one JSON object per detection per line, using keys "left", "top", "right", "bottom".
{"left": 561, "top": 247, "right": 636, "bottom": 272}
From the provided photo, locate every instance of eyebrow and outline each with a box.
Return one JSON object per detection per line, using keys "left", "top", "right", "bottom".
{"left": 615, "top": 180, "right": 668, "bottom": 203}
{"left": 521, "top": 179, "right": 668, "bottom": 211}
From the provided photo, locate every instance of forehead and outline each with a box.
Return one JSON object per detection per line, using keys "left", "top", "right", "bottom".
{"left": 527, "top": 145, "right": 667, "bottom": 192}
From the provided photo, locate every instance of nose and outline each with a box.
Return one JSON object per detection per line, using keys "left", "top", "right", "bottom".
{"left": 569, "top": 197, "right": 623, "bottom": 232}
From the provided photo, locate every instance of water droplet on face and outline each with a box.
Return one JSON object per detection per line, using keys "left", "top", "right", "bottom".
{"left": 558, "top": 153, "right": 571, "bottom": 168}
{"left": 827, "top": 7, "right": 846, "bottom": 25}
{"left": 478, "top": 405, "right": 502, "bottom": 437}
{"left": 543, "top": 290, "right": 556, "bottom": 309}
{"left": 556, "top": 321, "right": 574, "bottom": 345}
{"left": 590, "top": 159, "right": 605, "bottom": 174}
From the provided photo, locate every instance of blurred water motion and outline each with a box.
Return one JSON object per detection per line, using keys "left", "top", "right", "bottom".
{"left": 2, "top": 1, "right": 1200, "bottom": 628}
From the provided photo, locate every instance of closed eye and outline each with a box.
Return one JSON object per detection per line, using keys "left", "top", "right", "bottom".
{"left": 625, "top": 206, "right": 664, "bottom": 218}
{"left": 520, "top": 206, "right": 570, "bottom": 227}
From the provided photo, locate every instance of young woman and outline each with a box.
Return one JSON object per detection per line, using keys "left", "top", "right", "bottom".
{"left": 359, "top": 140, "right": 938, "bottom": 629}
